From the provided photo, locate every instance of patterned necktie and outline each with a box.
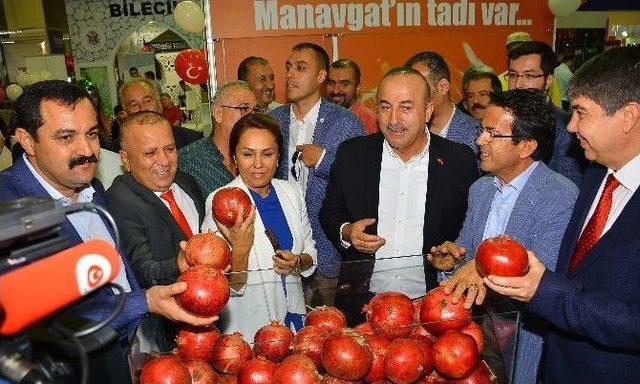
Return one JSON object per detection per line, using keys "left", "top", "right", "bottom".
{"left": 160, "top": 189, "right": 193, "bottom": 238}
{"left": 568, "top": 174, "right": 620, "bottom": 272}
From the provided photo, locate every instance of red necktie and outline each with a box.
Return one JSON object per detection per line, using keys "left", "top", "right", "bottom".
{"left": 160, "top": 189, "right": 193, "bottom": 238}
{"left": 568, "top": 174, "right": 620, "bottom": 272}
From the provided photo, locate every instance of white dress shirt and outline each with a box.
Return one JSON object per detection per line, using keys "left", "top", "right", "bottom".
{"left": 154, "top": 182, "right": 199, "bottom": 235}
{"left": 23, "top": 154, "right": 131, "bottom": 293}
{"left": 432, "top": 104, "right": 456, "bottom": 138}
{"left": 580, "top": 153, "right": 640, "bottom": 238}
{"left": 288, "top": 99, "right": 325, "bottom": 198}
{"left": 369, "top": 135, "right": 430, "bottom": 298}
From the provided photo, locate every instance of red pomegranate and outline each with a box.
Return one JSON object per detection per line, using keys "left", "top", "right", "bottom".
{"left": 353, "top": 321, "right": 374, "bottom": 336}
{"left": 410, "top": 323, "right": 437, "bottom": 341}
{"left": 218, "top": 375, "right": 238, "bottom": 384}
{"left": 445, "top": 360, "right": 496, "bottom": 384}
{"left": 320, "top": 376, "right": 359, "bottom": 383}
{"left": 411, "top": 335, "right": 435, "bottom": 381}
{"left": 211, "top": 332, "right": 253, "bottom": 374}
{"left": 420, "top": 287, "right": 471, "bottom": 335}
{"left": 140, "top": 355, "right": 191, "bottom": 384}
{"left": 321, "top": 328, "right": 373, "bottom": 381}
{"left": 460, "top": 321, "right": 484, "bottom": 353}
{"left": 420, "top": 370, "right": 446, "bottom": 383}
{"left": 274, "top": 354, "right": 321, "bottom": 384}
{"left": 184, "top": 359, "right": 219, "bottom": 384}
{"left": 177, "top": 265, "right": 230, "bottom": 317}
{"left": 475, "top": 236, "right": 529, "bottom": 277}
{"left": 212, "top": 187, "right": 252, "bottom": 227}
{"left": 292, "top": 325, "right": 328, "bottom": 368}
{"left": 184, "top": 232, "right": 231, "bottom": 268}
{"left": 432, "top": 330, "right": 479, "bottom": 379}
{"left": 237, "top": 357, "right": 277, "bottom": 384}
{"left": 384, "top": 338, "right": 426, "bottom": 384}
{"left": 364, "top": 291, "right": 414, "bottom": 339}
{"left": 413, "top": 297, "right": 423, "bottom": 322}
{"left": 305, "top": 306, "right": 347, "bottom": 332}
{"left": 362, "top": 334, "right": 391, "bottom": 382}
{"left": 253, "top": 321, "right": 294, "bottom": 363}
{"left": 175, "top": 325, "right": 220, "bottom": 362}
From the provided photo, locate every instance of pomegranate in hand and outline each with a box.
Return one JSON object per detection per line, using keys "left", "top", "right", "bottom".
{"left": 212, "top": 187, "right": 252, "bottom": 227}
{"left": 475, "top": 236, "right": 528, "bottom": 277}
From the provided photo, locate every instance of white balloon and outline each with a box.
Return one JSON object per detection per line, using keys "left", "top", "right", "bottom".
{"left": 548, "top": 0, "right": 582, "bottom": 17}
{"left": 6, "top": 84, "right": 23, "bottom": 101}
{"left": 174, "top": 1, "right": 205, "bottom": 33}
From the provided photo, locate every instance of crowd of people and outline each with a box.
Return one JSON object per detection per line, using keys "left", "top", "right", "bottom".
{"left": 0, "top": 30, "right": 638, "bottom": 383}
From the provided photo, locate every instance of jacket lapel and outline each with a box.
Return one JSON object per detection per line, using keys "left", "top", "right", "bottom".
{"left": 365, "top": 134, "right": 384, "bottom": 234}
{"left": 505, "top": 163, "right": 549, "bottom": 236}
{"left": 175, "top": 171, "right": 204, "bottom": 223}
{"left": 424, "top": 136, "right": 448, "bottom": 252}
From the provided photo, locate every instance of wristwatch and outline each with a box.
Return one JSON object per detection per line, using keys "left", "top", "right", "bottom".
{"left": 290, "top": 254, "right": 303, "bottom": 276}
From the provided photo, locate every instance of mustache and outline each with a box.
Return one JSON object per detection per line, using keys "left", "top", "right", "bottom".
{"left": 69, "top": 154, "right": 98, "bottom": 169}
{"left": 471, "top": 103, "right": 486, "bottom": 111}
{"left": 329, "top": 92, "right": 346, "bottom": 99}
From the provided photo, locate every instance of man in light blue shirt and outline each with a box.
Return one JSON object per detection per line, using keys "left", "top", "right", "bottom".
{"left": 428, "top": 89, "right": 578, "bottom": 383}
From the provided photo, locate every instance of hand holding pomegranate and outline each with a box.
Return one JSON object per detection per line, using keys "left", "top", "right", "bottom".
{"left": 146, "top": 281, "right": 219, "bottom": 326}
{"left": 483, "top": 250, "right": 546, "bottom": 302}
{"left": 427, "top": 241, "right": 467, "bottom": 271}
{"left": 340, "top": 218, "right": 385, "bottom": 254}
{"left": 177, "top": 241, "right": 189, "bottom": 273}
{"left": 216, "top": 205, "right": 256, "bottom": 258}
{"left": 440, "top": 259, "right": 487, "bottom": 309}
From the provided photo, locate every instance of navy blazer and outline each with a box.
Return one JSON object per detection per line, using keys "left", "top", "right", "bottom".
{"left": 270, "top": 99, "right": 364, "bottom": 278}
{"left": 527, "top": 166, "right": 640, "bottom": 383}
{"left": 0, "top": 157, "right": 148, "bottom": 342}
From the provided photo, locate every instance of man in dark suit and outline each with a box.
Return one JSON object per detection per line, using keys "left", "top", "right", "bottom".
{"left": 484, "top": 47, "right": 640, "bottom": 383}
{"left": 119, "top": 79, "right": 202, "bottom": 149}
{"left": 0, "top": 81, "right": 216, "bottom": 359}
{"left": 320, "top": 67, "right": 478, "bottom": 324}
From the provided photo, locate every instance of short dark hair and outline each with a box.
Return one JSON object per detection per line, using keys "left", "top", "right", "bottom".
{"left": 508, "top": 41, "right": 557, "bottom": 76}
{"left": 462, "top": 66, "right": 502, "bottom": 94}
{"left": 568, "top": 46, "right": 640, "bottom": 115}
{"left": 129, "top": 67, "right": 139, "bottom": 73}
{"left": 292, "top": 42, "right": 330, "bottom": 72}
{"left": 404, "top": 51, "right": 451, "bottom": 83}
{"left": 15, "top": 80, "right": 92, "bottom": 140}
{"left": 144, "top": 71, "right": 155, "bottom": 80}
{"left": 330, "top": 59, "right": 362, "bottom": 84}
{"left": 378, "top": 67, "right": 431, "bottom": 103}
{"left": 229, "top": 113, "right": 284, "bottom": 162}
{"left": 237, "top": 56, "right": 269, "bottom": 81}
{"left": 490, "top": 88, "right": 555, "bottom": 161}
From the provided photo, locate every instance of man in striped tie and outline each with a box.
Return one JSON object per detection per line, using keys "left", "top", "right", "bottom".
{"left": 484, "top": 46, "right": 640, "bottom": 383}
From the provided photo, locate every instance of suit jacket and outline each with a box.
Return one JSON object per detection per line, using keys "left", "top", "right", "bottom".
{"left": 270, "top": 99, "right": 364, "bottom": 278}
{"left": 0, "top": 157, "right": 147, "bottom": 342}
{"left": 527, "top": 166, "right": 640, "bottom": 383}
{"left": 456, "top": 162, "right": 578, "bottom": 383}
{"left": 547, "top": 106, "right": 586, "bottom": 186}
{"left": 445, "top": 107, "right": 479, "bottom": 154}
{"left": 320, "top": 132, "right": 478, "bottom": 324}
{"left": 106, "top": 171, "right": 204, "bottom": 288}
{"left": 173, "top": 125, "right": 203, "bottom": 150}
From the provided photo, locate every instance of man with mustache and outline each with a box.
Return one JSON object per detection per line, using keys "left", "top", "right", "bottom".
{"left": 321, "top": 67, "right": 478, "bottom": 324}
{"left": 107, "top": 111, "right": 205, "bottom": 350}
{"left": 238, "top": 56, "right": 281, "bottom": 112}
{"left": 0, "top": 81, "right": 216, "bottom": 379}
{"left": 460, "top": 66, "right": 502, "bottom": 122}
{"left": 325, "top": 59, "right": 378, "bottom": 134}
{"left": 270, "top": 42, "right": 363, "bottom": 305}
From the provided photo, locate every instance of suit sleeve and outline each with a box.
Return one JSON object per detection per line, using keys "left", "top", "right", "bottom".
{"left": 455, "top": 183, "right": 478, "bottom": 260}
{"left": 109, "top": 195, "right": 180, "bottom": 288}
{"left": 527, "top": 270, "right": 640, "bottom": 350}
{"left": 320, "top": 141, "right": 352, "bottom": 251}
{"left": 313, "top": 113, "right": 363, "bottom": 180}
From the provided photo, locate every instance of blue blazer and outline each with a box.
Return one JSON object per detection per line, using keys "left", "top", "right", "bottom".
{"left": 547, "top": 106, "right": 586, "bottom": 186}
{"left": 270, "top": 99, "right": 364, "bottom": 278}
{"left": 446, "top": 107, "right": 479, "bottom": 155}
{"left": 456, "top": 162, "right": 578, "bottom": 383}
{"left": 527, "top": 165, "right": 640, "bottom": 383}
{"left": 0, "top": 157, "right": 148, "bottom": 342}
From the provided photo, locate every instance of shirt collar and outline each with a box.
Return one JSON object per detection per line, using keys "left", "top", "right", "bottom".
{"left": 492, "top": 161, "right": 539, "bottom": 192}
{"left": 154, "top": 183, "right": 177, "bottom": 198}
{"left": 610, "top": 152, "right": 640, "bottom": 193}
{"left": 290, "top": 98, "right": 322, "bottom": 125}
{"left": 22, "top": 153, "right": 96, "bottom": 205}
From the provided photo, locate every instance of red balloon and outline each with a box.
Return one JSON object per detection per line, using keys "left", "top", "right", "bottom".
{"left": 175, "top": 49, "right": 208, "bottom": 85}
{"left": 64, "top": 54, "right": 74, "bottom": 72}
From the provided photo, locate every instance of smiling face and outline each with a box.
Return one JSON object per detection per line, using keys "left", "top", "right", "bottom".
{"left": 234, "top": 128, "right": 279, "bottom": 196}
{"left": 464, "top": 77, "right": 494, "bottom": 121}
{"left": 325, "top": 66, "right": 359, "bottom": 108}
{"left": 285, "top": 48, "right": 326, "bottom": 104}
{"left": 246, "top": 62, "right": 276, "bottom": 110}
{"left": 17, "top": 98, "right": 100, "bottom": 198}
{"left": 121, "top": 81, "right": 161, "bottom": 114}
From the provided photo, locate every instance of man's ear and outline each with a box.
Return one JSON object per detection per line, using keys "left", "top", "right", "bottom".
{"left": 518, "top": 139, "right": 538, "bottom": 160}
{"left": 212, "top": 104, "right": 223, "bottom": 125}
{"left": 619, "top": 101, "right": 640, "bottom": 134}
{"left": 544, "top": 74, "right": 554, "bottom": 92}
{"left": 15, "top": 128, "right": 36, "bottom": 156}
{"left": 119, "top": 149, "right": 131, "bottom": 172}
{"left": 318, "top": 69, "right": 327, "bottom": 85}
{"left": 438, "top": 78, "right": 451, "bottom": 95}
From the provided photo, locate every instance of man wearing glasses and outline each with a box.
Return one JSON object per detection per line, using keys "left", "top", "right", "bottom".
{"left": 179, "top": 80, "right": 259, "bottom": 197}
{"left": 507, "top": 41, "right": 586, "bottom": 185}
{"left": 428, "top": 89, "right": 578, "bottom": 384}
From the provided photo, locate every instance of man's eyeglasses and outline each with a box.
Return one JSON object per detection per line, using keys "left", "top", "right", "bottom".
{"left": 219, "top": 104, "right": 261, "bottom": 115}
{"left": 506, "top": 71, "right": 546, "bottom": 82}
{"left": 476, "top": 126, "right": 517, "bottom": 140}
{"left": 290, "top": 150, "right": 300, "bottom": 181}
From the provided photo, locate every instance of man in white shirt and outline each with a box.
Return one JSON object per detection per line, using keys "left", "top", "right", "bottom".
{"left": 320, "top": 67, "right": 478, "bottom": 324}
